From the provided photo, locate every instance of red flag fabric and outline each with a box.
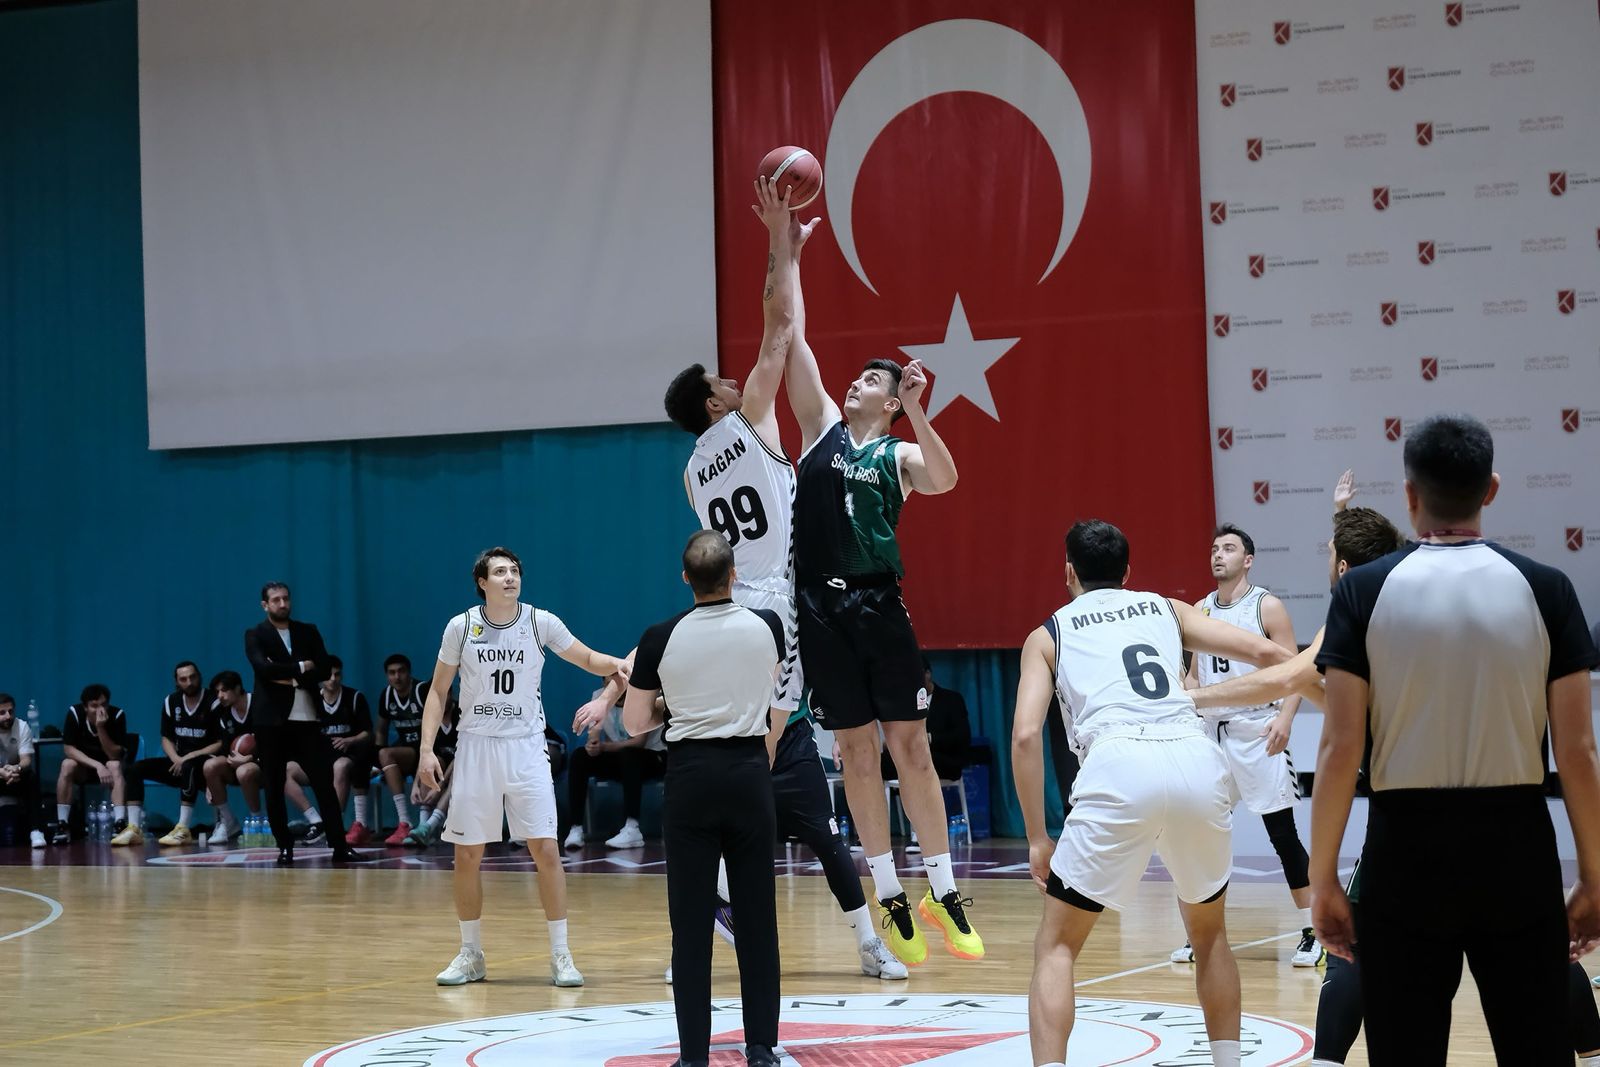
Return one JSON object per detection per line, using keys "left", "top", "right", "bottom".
{"left": 712, "top": 2, "right": 1214, "bottom": 647}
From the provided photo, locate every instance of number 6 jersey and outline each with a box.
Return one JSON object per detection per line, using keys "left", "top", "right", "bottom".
{"left": 1046, "top": 588, "right": 1201, "bottom": 758}
{"left": 686, "top": 411, "right": 795, "bottom": 593}
{"left": 438, "top": 603, "right": 574, "bottom": 739}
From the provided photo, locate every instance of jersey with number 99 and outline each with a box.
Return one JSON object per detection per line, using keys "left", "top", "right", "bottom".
{"left": 1046, "top": 588, "right": 1201, "bottom": 758}
{"left": 686, "top": 412, "right": 795, "bottom": 593}
{"left": 438, "top": 604, "right": 573, "bottom": 739}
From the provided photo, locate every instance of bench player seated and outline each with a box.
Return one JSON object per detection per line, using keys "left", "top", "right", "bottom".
{"left": 406, "top": 699, "right": 458, "bottom": 847}
{"left": 115, "top": 661, "right": 224, "bottom": 846}
{"left": 360, "top": 653, "right": 432, "bottom": 845}
{"left": 203, "top": 671, "right": 259, "bottom": 845}
{"left": 54, "top": 684, "right": 129, "bottom": 844}
{"left": 283, "top": 656, "right": 371, "bottom": 845}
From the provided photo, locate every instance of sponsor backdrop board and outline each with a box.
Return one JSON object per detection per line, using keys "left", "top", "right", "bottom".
{"left": 1197, "top": 0, "right": 1600, "bottom": 632}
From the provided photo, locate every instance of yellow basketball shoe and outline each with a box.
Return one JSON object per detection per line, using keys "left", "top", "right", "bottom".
{"left": 877, "top": 892, "right": 928, "bottom": 967}
{"left": 109, "top": 824, "right": 145, "bottom": 847}
{"left": 919, "top": 889, "right": 985, "bottom": 960}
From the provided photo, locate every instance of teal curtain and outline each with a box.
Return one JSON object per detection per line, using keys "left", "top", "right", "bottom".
{"left": 0, "top": 0, "right": 1045, "bottom": 836}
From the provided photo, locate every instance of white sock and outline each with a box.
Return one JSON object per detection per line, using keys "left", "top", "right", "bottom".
{"left": 548, "top": 918, "right": 569, "bottom": 953}
{"left": 393, "top": 793, "right": 409, "bottom": 824}
{"left": 1038, "top": 1063, "right": 1066, "bottom": 1067}
{"left": 353, "top": 793, "right": 370, "bottom": 825}
{"left": 923, "top": 853, "right": 957, "bottom": 898}
{"left": 305, "top": 809, "right": 322, "bottom": 825}
{"left": 57, "top": 803, "right": 71, "bottom": 823}
{"left": 127, "top": 804, "right": 142, "bottom": 828}
{"left": 216, "top": 804, "right": 238, "bottom": 831}
{"left": 623, "top": 816, "right": 639, "bottom": 830}
{"left": 178, "top": 803, "right": 194, "bottom": 828}
{"left": 1210, "top": 1039, "right": 1241, "bottom": 1067}
{"left": 114, "top": 804, "right": 127, "bottom": 822}
{"left": 459, "top": 919, "right": 482, "bottom": 951}
{"left": 420, "top": 806, "right": 433, "bottom": 824}
{"left": 1311, "top": 1059, "right": 1345, "bottom": 1066}
{"left": 844, "top": 904, "right": 875, "bottom": 949}
{"left": 1299, "top": 907, "right": 1313, "bottom": 931}
{"left": 425, "top": 808, "right": 446, "bottom": 830}
{"left": 867, "top": 853, "right": 905, "bottom": 900}
{"left": 717, "top": 857, "right": 731, "bottom": 901}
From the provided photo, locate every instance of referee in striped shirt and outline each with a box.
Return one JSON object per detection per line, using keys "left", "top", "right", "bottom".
{"left": 1311, "top": 413, "right": 1600, "bottom": 1065}
{"left": 624, "top": 531, "right": 783, "bottom": 1067}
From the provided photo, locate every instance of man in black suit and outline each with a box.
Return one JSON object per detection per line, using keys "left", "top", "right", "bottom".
{"left": 245, "top": 581, "right": 354, "bottom": 864}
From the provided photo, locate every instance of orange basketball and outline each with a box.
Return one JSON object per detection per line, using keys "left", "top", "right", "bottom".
{"left": 757, "top": 146, "right": 822, "bottom": 210}
{"left": 232, "top": 733, "right": 256, "bottom": 757}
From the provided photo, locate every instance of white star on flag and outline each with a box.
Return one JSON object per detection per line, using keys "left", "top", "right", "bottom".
{"left": 898, "top": 294, "right": 1021, "bottom": 422}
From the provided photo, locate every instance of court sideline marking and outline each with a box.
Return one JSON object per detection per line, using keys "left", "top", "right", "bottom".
{"left": 1077, "top": 930, "right": 1301, "bottom": 988}
{"left": 0, "top": 885, "right": 64, "bottom": 944}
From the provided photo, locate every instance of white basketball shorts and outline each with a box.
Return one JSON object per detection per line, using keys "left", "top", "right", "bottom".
{"left": 1051, "top": 731, "right": 1234, "bottom": 911}
{"left": 733, "top": 583, "right": 803, "bottom": 713}
{"left": 442, "top": 731, "right": 557, "bottom": 846}
{"left": 1213, "top": 712, "right": 1300, "bottom": 815}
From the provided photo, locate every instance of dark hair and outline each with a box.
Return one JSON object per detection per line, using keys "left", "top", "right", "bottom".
{"left": 326, "top": 655, "right": 343, "bottom": 671}
{"left": 683, "top": 529, "right": 735, "bottom": 595}
{"left": 1403, "top": 413, "right": 1495, "bottom": 523}
{"left": 80, "top": 683, "right": 110, "bottom": 704}
{"left": 0, "top": 693, "right": 13, "bottom": 709}
{"left": 1212, "top": 523, "right": 1255, "bottom": 557}
{"left": 1332, "top": 507, "right": 1407, "bottom": 569}
{"left": 664, "top": 363, "right": 715, "bottom": 436}
{"left": 473, "top": 546, "right": 523, "bottom": 600}
{"left": 210, "top": 670, "right": 244, "bottom": 694}
{"left": 384, "top": 653, "right": 411, "bottom": 672}
{"left": 861, "top": 359, "right": 906, "bottom": 424}
{"left": 174, "top": 660, "right": 200, "bottom": 679}
{"left": 260, "top": 581, "right": 290, "bottom": 602}
{"left": 1065, "top": 519, "right": 1130, "bottom": 587}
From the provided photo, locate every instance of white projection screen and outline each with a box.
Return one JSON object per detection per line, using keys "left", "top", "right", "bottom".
{"left": 139, "top": 0, "right": 715, "bottom": 449}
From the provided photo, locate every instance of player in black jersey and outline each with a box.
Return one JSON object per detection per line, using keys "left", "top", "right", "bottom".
{"left": 54, "top": 684, "right": 129, "bottom": 844}
{"left": 366, "top": 653, "right": 432, "bottom": 846}
{"left": 203, "top": 671, "right": 259, "bottom": 845}
{"left": 116, "top": 661, "right": 224, "bottom": 847}
{"left": 285, "top": 657, "right": 371, "bottom": 845}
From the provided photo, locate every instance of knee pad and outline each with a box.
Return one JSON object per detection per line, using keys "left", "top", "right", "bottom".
{"left": 1263, "top": 807, "right": 1310, "bottom": 889}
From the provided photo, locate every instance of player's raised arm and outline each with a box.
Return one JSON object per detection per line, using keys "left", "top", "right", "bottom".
{"left": 417, "top": 658, "right": 457, "bottom": 791}
{"left": 897, "top": 360, "right": 958, "bottom": 496}
{"left": 739, "top": 178, "right": 797, "bottom": 446}
{"left": 1171, "top": 600, "right": 1294, "bottom": 670}
{"left": 1011, "top": 626, "right": 1058, "bottom": 893}
{"left": 1258, "top": 593, "right": 1303, "bottom": 754}
{"left": 783, "top": 212, "right": 838, "bottom": 451}
{"left": 1192, "top": 628, "right": 1327, "bottom": 712}
{"left": 555, "top": 639, "right": 629, "bottom": 686}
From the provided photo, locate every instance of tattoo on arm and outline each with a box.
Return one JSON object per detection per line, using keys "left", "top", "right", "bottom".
{"left": 767, "top": 253, "right": 776, "bottom": 274}
{"left": 763, "top": 283, "right": 774, "bottom": 301}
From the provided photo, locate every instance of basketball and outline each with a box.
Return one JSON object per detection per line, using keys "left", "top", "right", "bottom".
{"left": 757, "top": 145, "right": 822, "bottom": 209}
{"left": 232, "top": 733, "right": 255, "bottom": 757}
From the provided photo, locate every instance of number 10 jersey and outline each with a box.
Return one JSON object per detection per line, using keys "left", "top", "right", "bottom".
{"left": 686, "top": 412, "right": 795, "bottom": 594}
{"left": 439, "top": 603, "right": 574, "bottom": 739}
{"left": 1046, "top": 587, "right": 1202, "bottom": 758}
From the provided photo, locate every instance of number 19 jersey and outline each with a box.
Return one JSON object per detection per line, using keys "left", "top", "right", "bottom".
{"left": 1046, "top": 588, "right": 1201, "bottom": 758}
{"left": 686, "top": 412, "right": 795, "bottom": 593}
{"left": 438, "top": 603, "right": 574, "bottom": 739}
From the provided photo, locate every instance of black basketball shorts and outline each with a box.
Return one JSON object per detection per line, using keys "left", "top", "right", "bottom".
{"left": 797, "top": 578, "right": 925, "bottom": 732}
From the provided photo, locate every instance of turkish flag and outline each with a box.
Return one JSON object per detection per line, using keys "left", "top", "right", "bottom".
{"left": 713, "top": 3, "right": 1212, "bottom": 647}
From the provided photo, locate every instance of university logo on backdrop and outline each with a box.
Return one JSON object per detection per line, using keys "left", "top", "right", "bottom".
{"left": 713, "top": 5, "right": 1212, "bottom": 646}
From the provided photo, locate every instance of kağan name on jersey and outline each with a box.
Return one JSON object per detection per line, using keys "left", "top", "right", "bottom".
{"left": 1072, "top": 599, "right": 1167, "bottom": 631}
{"left": 696, "top": 437, "right": 748, "bottom": 487}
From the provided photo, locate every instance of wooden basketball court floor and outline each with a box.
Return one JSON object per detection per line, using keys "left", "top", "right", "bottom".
{"left": 2, "top": 840, "right": 1591, "bottom": 1065}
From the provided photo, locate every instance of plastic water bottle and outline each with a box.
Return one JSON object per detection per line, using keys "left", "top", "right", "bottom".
{"left": 948, "top": 812, "right": 969, "bottom": 847}
{"left": 837, "top": 816, "right": 851, "bottom": 846}
{"left": 102, "top": 801, "right": 115, "bottom": 841}
{"left": 245, "top": 814, "right": 260, "bottom": 848}
{"left": 25, "top": 698, "right": 40, "bottom": 739}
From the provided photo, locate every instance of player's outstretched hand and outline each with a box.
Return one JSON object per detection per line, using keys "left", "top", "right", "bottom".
{"left": 900, "top": 359, "right": 929, "bottom": 412}
{"left": 1566, "top": 879, "right": 1600, "bottom": 961}
{"left": 1028, "top": 837, "right": 1054, "bottom": 895}
{"left": 572, "top": 695, "right": 611, "bottom": 735}
{"left": 417, "top": 750, "right": 443, "bottom": 792}
{"left": 790, "top": 211, "right": 822, "bottom": 256}
{"left": 1333, "top": 469, "right": 1356, "bottom": 511}
{"left": 1313, "top": 882, "right": 1356, "bottom": 961}
{"left": 752, "top": 176, "right": 792, "bottom": 236}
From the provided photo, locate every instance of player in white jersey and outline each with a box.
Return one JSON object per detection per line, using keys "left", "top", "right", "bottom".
{"left": 418, "top": 547, "right": 627, "bottom": 990}
{"left": 649, "top": 178, "right": 906, "bottom": 981}
{"left": 1011, "top": 520, "right": 1294, "bottom": 1067}
{"left": 1174, "top": 522, "right": 1321, "bottom": 968}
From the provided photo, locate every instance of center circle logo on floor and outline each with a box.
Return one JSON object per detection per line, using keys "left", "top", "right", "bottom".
{"left": 306, "top": 994, "right": 1313, "bottom": 1066}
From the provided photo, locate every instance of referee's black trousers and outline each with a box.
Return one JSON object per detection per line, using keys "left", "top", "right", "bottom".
{"left": 1357, "top": 785, "right": 1568, "bottom": 1066}
{"left": 258, "top": 721, "right": 347, "bottom": 850}
{"left": 665, "top": 737, "right": 779, "bottom": 1060}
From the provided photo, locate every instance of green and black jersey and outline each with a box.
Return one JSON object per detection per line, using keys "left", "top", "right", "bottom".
{"left": 794, "top": 419, "right": 906, "bottom": 582}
